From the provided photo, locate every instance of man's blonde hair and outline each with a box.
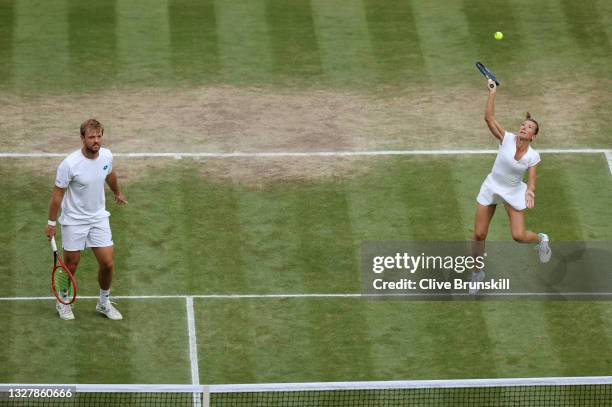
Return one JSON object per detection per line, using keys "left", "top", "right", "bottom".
{"left": 80, "top": 119, "right": 104, "bottom": 137}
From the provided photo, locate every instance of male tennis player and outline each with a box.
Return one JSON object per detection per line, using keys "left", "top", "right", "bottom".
{"left": 471, "top": 79, "right": 551, "bottom": 291}
{"left": 45, "top": 119, "right": 127, "bottom": 320}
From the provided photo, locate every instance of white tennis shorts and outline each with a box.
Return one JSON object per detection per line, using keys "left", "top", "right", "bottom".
{"left": 60, "top": 218, "right": 113, "bottom": 251}
{"left": 476, "top": 174, "right": 527, "bottom": 211}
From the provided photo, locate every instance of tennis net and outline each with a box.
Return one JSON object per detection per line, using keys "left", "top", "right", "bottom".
{"left": 1, "top": 376, "right": 611, "bottom": 406}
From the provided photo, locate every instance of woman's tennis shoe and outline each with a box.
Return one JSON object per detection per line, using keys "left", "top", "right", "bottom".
{"left": 469, "top": 270, "right": 486, "bottom": 295}
{"left": 96, "top": 301, "right": 123, "bottom": 320}
{"left": 537, "top": 233, "right": 552, "bottom": 263}
{"left": 56, "top": 300, "right": 75, "bottom": 320}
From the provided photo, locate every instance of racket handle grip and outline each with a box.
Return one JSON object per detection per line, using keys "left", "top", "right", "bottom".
{"left": 51, "top": 236, "right": 57, "bottom": 252}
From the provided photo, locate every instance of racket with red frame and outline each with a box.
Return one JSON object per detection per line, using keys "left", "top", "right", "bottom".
{"left": 51, "top": 236, "right": 77, "bottom": 305}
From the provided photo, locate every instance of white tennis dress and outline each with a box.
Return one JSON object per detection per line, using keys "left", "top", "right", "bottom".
{"left": 477, "top": 131, "right": 540, "bottom": 211}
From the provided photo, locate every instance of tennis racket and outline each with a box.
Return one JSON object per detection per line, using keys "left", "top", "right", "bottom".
{"left": 51, "top": 236, "right": 77, "bottom": 305}
{"left": 476, "top": 62, "right": 501, "bottom": 88}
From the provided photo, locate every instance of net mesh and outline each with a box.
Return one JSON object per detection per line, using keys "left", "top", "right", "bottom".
{"left": 209, "top": 385, "right": 612, "bottom": 406}
{"left": 1, "top": 378, "right": 610, "bottom": 406}
{"left": 3, "top": 393, "right": 194, "bottom": 406}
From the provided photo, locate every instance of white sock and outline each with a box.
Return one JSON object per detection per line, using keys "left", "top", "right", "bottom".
{"left": 100, "top": 289, "right": 110, "bottom": 305}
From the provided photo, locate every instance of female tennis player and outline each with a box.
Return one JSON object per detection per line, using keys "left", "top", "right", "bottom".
{"left": 471, "top": 79, "right": 551, "bottom": 286}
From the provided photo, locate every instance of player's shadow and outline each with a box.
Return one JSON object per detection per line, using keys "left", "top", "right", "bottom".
{"left": 535, "top": 242, "right": 612, "bottom": 298}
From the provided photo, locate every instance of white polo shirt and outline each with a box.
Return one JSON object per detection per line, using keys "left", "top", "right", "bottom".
{"left": 55, "top": 148, "right": 113, "bottom": 225}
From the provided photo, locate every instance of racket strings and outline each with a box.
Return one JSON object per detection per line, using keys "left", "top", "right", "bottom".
{"left": 54, "top": 267, "right": 74, "bottom": 300}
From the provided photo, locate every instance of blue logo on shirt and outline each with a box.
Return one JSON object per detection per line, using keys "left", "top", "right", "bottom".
{"left": 103, "top": 165, "right": 108, "bottom": 170}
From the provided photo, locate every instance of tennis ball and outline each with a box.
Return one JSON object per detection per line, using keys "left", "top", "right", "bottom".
{"left": 494, "top": 31, "right": 504, "bottom": 40}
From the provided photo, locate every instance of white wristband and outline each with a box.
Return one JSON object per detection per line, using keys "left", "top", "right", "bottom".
{"left": 47, "top": 220, "right": 56, "bottom": 226}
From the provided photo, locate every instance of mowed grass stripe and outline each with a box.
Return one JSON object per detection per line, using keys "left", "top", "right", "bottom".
{"left": 264, "top": 0, "right": 324, "bottom": 83}
{"left": 363, "top": 300, "right": 501, "bottom": 381}
{"left": 0, "top": 0, "right": 14, "bottom": 87}
{"left": 106, "top": 172, "right": 179, "bottom": 295}
{"left": 196, "top": 299, "right": 258, "bottom": 384}
{"left": 111, "top": 166, "right": 197, "bottom": 295}
{"left": 445, "top": 156, "right": 495, "bottom": 239}
{"left": 510, "top": 0, "right": 579, "bottom": 80}
{"left": 214, "top": 0, "right": 273, "bottom": 84}
{"left": 344, "top": 157, "right": 468, "bottom": 243}
{"left": 557, "top": 155, "right": 612, "bottom": 240}
{"left": 199, "top": 299, "right": 377, "bottom": 384}
{"left": 231, "top": 183, "right": 357, "bottom": 293}
{"left": 345, "top": 159, "right": 414, "bottom": 242}
{"left": 288, "top": 185, "right": 356, "bottom": 292}
{"left": 168, "top": 0, "right": 220, "bottom": 84}
{"left": 462, "top": 0, "right": 524, "bottom": 66}
{"left": 275, "top": 186, "right": 378, "bottom": 381}
{"left": 0, "top": 162, "right": 64, "bottom": 297}
{"left": 310, "top": 0, "right": 376, "bottom": 86}
{"left": 67, "top": 0, "right": 117, "bottom": 89}
{"left": 560, "top": 0, "right": 612, "bottom": 61}
{"left": 116, "top": 0, "right": 171, "bottom": 86}
{"left": 180, "top": 173, "right": 247, "bottom": 294}
{"left": 532, "top": 157, "right": 585, "bottom": 240}
{"left": 303, "top": 299, "right": 375, "bottom": 382}
{"left": 594, "top": 302, "right": 612, "bottom": 356}
{"left": 363, "top": 0, "right": 426, "bottom": 85}
{"left": 410, "top": 1, "right": 476, "bottom": 85}
{"left": 13, "top": 0, "right": 69, "bottom": 92}
{"left": 233, "top": 189, "right": 307, "bottom": 293}
{"left": 1, "top": 301, "right": 79, "bottom": 384}
{"left": 541, "top": 301, "right": 612, "bottom": 377}
{"left": 361, "top": 300, "right": 425, "bottom": 380}
{"left": 478, "top": 301, "right": 564, "bottom": 378}
{"left": 0, "top": 162, "right": 18, "bottom": 298}
{"left": 596, "top": 0, "right": 612, "bottom": 44}
{"left": 401, "top": 158, "right": 465, "bottom": 240}
{"left": 0, "top": 299, "right": 192, "bottom": 383}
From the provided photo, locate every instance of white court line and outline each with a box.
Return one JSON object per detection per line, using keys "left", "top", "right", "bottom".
{"left": 208, "top": 376, "right": 612, "bottom": 392}
{"left": 2, "top": 149, "right": 610, "bottom": 174}
{"left": 186, "top": 297, "right": 202, "bottom": 407}
{"left": 2, "top": 292, "right": 612, "bottom": 301}
{"left": 4, "top": 376, "right": 612, "bottom": 392}
{"left": 0, "top": 148, "right": 610, "bottom": 158}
